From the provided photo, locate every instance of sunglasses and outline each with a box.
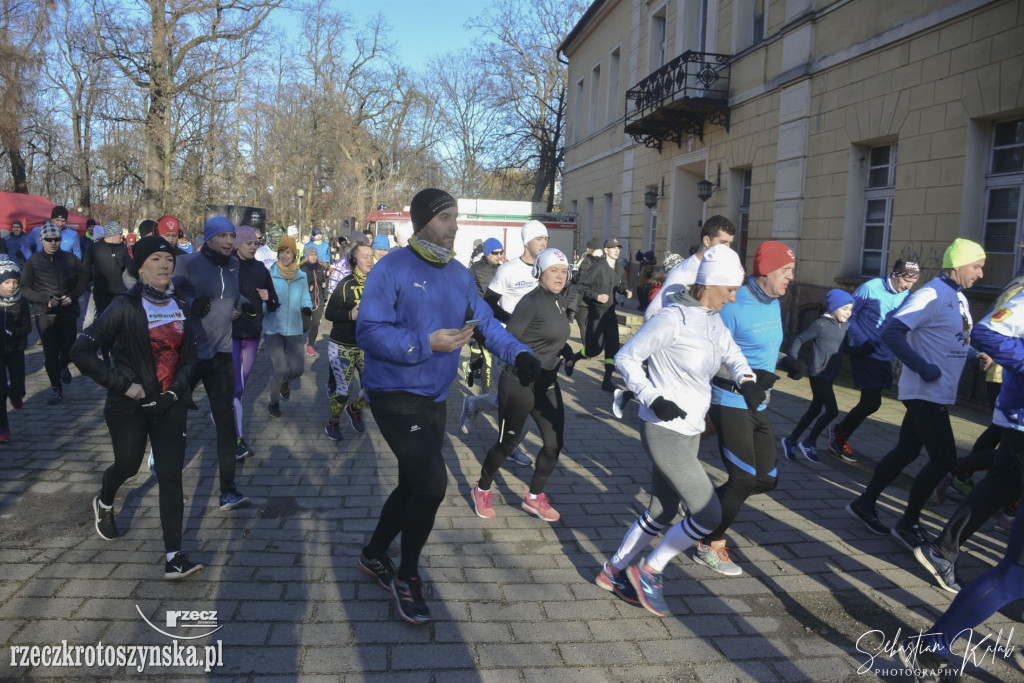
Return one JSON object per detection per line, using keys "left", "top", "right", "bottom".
{"left": 490, "top": 250, "right": 504, "bottom": 255}
{"left": 43, "top": 237, "right": 61, "bottom": 243}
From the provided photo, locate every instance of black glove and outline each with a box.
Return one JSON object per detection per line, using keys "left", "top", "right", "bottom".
{"left": 753, "top": 369, "right": 780, "bottom": 390}
{"left": 739, "top": 381, "right": 766, "bottom": 412}
{"left": 650, "top": 396, "right": 687, "bottom": 422}
{"left": 514, "top": 352, "right": 542, "bottom": 386}
{"left": 301, "top": 307, "right": 312, "bottom": 318}
{"left": 779, "top": 355, "right": 808, "bottom": 380}
{"left": 241, "top": 301, "right": 259, "bottom": 318}
{"left": 918, "top": 363, "right": 942, "bottom": 383}
{"left": 560, "top": 344, "right": 576, "bottom": 377}
{"left": 191, "top": 296, "right": 212, "bottom": 319}
{"left": 141, "top": 391, "right": 177, "bottom": 415}
{"left": 566, "top": 309, "right": 576, "bottom": 324}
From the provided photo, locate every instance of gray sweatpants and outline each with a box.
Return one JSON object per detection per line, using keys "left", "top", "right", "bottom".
{"left": 264, "top": 333, "right": 305, "bottom": 404}
{"left": 643, "top": 421, "right": 721, "bottom": 532}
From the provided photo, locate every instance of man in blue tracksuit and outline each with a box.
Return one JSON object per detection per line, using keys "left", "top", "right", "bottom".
{"left": 354, "top": 188, "right": 538, "bottom": 626}
{"left": 173, "top": 216, "right": 253, "bottom": 512}
{"left": 827, "top": 260, "right": 919, "bottom": 462}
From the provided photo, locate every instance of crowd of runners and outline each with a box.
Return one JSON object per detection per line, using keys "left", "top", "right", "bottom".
{"left": 3, "top": 191, "right": 1021, "bottom": 680}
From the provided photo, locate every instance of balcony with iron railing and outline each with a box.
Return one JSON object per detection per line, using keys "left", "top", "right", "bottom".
{"left": 624, "top": 50, "right": 731, "bottom": 151}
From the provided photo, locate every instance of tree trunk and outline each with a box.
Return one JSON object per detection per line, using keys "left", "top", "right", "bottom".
{"left": 143, "top": 1, "right": 169, "bottom": 217}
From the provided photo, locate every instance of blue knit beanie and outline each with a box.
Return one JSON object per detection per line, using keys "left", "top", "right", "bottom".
{"left": 825, "top": 289, "right": 853, "bottom": 314}
{"left": 482, "top": 237, "right": 503, "bottom": 254}
{"left": 203, "top": 215, "right": 235, "bottom": 243}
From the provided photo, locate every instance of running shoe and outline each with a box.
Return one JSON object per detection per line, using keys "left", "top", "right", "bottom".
{"left": 391, "top": 575, "right": 430, "bottom": 625}
{"left": 510, "top": 444, "right": 533, "bottom": 466}
{"left": 827, "top": 425, "right": 858, "bottom": 463}
{"left": 93, "top": 495, "right": 118, "bottom": 540}
{"left": 61, "top": 366, "right": 72, "bottom": 384}
{"left": 0, "top": 427, "right": 8, "bottom": 444}
{"left": 218, "top": 489, "right": 251, "bottom": 511}
{"left": 797, "top": 438, "right": 821, "bottom": 464}
{"left": 913, "top": 544, "right": 960, "bottom": 594}
{"left": 612, "top": 388, "right": 626, "bottom": 419}
{"left": 280, "top": 380, "right": 291, "bottom": 400}
{"left": 324, "top": 421, "right": 343, "bottom": 441}
{"left": 994, "top": 513, "right": 1016, "bottom": 534}
{"left": 267, "top": 401, "right": 282, "bottom": 418}
{"left": 846, "top": 499, "right": 889, "bottom": 535}
{"left": 626, "top": 561, "right": 670, "bottom": 616}
{"left": 521, "top": 491, "right": 560, "bottom": 522}
{"left": 165, "top": 552, "right": 203, "bottom": 580}
{"left": 779, "top": 435, "right": 797, "bottom": 462}
{"left": 891, "top": 522, "right": 929, "bottom": 552}
{"left": 46, "top": 388, "right": 63, "bottom": 405}
{"left": 471, "top": 482, "right": 496, "bottom": 519}
{"left": 9, "top": 396, "right": 22, "bottom": 410}
{"left": 459, "top": 396, "right": 476, "bottom": 435}
{"left": 306, "top": 345, "right": 317, "bottom": 357}
{"left": 346, "top": 404, "right": 365, "bottom": 433}
{"left": 235, "top": 438, "right": 252, "bottom": 460}
{"left": 358, "top": 551, "right": 396, "bottom": 592}
{"left": 692, "top": 540, "right": 742, "bottom": 576}
{"left": 595, "top": 561, "right": 640, "bottom": 605}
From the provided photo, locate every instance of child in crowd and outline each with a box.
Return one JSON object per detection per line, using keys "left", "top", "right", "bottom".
{"left": 0, "top": 258, "right": 30, "bottom": 443}
{"left": 780, "top": 288, "right": 853, "bottom": 463}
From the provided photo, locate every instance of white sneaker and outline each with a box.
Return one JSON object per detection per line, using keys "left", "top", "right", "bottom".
{"left": 459, "top": 396, "right": 476, "bottom": 435}
{"left": 612, "top": 388, "right": 626, "bottom": 419}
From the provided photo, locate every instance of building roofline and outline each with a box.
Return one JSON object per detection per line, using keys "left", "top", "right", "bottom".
{"left": 558, "top": 0, "right": 607, "bottom": 57}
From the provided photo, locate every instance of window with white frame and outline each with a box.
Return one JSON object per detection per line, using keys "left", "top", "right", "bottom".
{"left": 860, "top": 144, "right": 897, "bottom": 277}
{"left": 607, "top": 48, "right": 620, "bottom": 125}
{"left": 649, "top": 9, "right": 667, "bottom": 73}
{"left": 574, "top": 78, "right": 584, "bottom": 143}
{"left": 983, "top": 118, "right": 1024, "bottom": 285}
{"left": 738, "top": 169, "right": 752, "bottom": 263}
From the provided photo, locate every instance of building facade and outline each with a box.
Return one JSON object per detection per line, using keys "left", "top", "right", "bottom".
{"left": 559, "top": 0, "right": 1024, "bottom": 342}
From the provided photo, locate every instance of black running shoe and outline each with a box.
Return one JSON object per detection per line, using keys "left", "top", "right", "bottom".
{"left": 358, "top": 551, "right": 396, "bottom": 592}
{"left": 346, "top": 404, "right": 365, "bottom": 433}
{"left": 391, "top": 575, "right": 430, "bottom": 624}
{"left": 896, "top": 636, "right": 954, "bottom": 682}
{"left": 93, "top": 496, "right": 118, "bottom": 540}
{"left": 846, "top": 500, "right": 889, "bottom": 535}
{"left": 891, "top": 522, "right": 929, "bottom": 552}
{"left": 61, "top": 366, "right": 72, "bottom": 384}
{"left": 280, "top": 380, "right": 291, "bottom": 400}
{"left": 165, "top": 552, "right": 204, "bottom": 580}
{"left": 267, "top": 401, "right": 282, "bottom": 418}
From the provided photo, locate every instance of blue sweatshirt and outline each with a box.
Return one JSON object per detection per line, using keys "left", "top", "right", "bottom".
{"left": 788, "top": 315, "right": 849, "bottom": 381}
{"left": 356, "top": 247, "right": 530, "bottom": 401}
{"left": 846, "top": 275, "right": 910, "bottom": 361}
{"left": 172, "top": 248, "right": 245, "bottom": 359}
{"left": 711, "top": 279, "right": 783, "bottom": 410}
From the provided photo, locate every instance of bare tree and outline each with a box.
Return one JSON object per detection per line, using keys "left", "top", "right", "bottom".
{"left": 91, "top": 0, "right": 281, "bottom": 215}
{"left": 0, "top": 0, "right": 53, "bottom": 193}
{"left": 469, "top": 0, "right": 586, "bottom": 210}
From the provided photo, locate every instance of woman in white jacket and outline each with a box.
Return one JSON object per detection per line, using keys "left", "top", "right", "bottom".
{"left": 595, "top": 245, "right": 765, "bottom": 617}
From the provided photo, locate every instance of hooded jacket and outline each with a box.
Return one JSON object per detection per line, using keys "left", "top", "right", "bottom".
{"left": 263, "top": 262, "right": 312, "bottom": 337}
{"left": 171, "top": 246, "right": 245, "bottom": 359}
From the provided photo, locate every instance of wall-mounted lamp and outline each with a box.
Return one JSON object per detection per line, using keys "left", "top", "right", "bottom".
{"left": 697, "top": 163, "right": 722, "bottom": 203}
{"left": 644, "top": 188, "right": 659, "bottom": 210}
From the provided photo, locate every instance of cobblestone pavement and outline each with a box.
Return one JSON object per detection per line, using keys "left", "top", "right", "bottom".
{"left": 1, "top": 328, "right": 1020, "bottom": 681}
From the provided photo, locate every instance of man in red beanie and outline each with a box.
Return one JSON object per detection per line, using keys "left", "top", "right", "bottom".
{"left": 692, "top": 240, "right": 806, "bottom": 578}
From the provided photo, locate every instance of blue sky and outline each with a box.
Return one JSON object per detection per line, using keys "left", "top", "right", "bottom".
{"left": 278, "top": 0, "right": 484, "bottom": 72}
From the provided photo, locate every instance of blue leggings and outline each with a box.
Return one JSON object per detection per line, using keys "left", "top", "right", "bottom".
{"left": 924, "top": 511, "right": 1024, "bottom": 655}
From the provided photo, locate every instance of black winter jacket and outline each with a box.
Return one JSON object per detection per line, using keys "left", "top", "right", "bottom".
{"left": 82, "top": 241, "right": 129, "bottom": 299}
{"left": 0, "top": 297, "right": 31, "bottom": 353}
{"left": 71, "top": 285, "right": 197, "bottom": 415}
{"left": 580, "top": 257, "right": 628, "bottom": 312}
{"left": 233, "top": 258, "right": 279, "bottom": 339}
{"left": 469, "top": 259, "right": 499, "bottom": 297}
{"left": 300, "top": 260, "right": 328, "bottom": 308}
{"left": 21, "top": 249, "right": 88, "bottom": 317}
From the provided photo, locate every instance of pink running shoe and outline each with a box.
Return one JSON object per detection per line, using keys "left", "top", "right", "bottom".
{"left": 471, "top": 482, "right": 496, "bottom": 519}
{"left": 521, "top": 491, "right": 560, "bottom": 522}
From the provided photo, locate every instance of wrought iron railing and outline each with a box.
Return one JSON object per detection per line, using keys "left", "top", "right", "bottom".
{"left": 624, "top": 50, "right": 731, "bottom": 148}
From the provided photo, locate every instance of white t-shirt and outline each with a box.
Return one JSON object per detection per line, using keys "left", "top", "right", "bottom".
{"left": 894, "top": 277, "right": 972, "bottom": 404}
{"left": 488, "top": 258, "right": 537, "bottom": 315}
{"left": 645, "top": 254, "right": 701, "bottom": 320}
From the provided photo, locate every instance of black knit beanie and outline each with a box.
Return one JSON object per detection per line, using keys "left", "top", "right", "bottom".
{"left": 51, "top": 206, "right": 68, "bottom": 220}
{"left": 410, "top": 188, "right": 457, "bottom": 232}
{"left": 128, "top": 235, "right": 177, "bottom": 278}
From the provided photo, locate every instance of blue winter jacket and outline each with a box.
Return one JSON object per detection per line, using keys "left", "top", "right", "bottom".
{"left": 172, "top": 248, "right": 245, "bottom": 359}
{"left": 846, "top": 275, "right": 910, "bottom": 361}
{"left": 357, "top": 247, "right": 530, "bottom": 401}
{"left": 263, "top": 263, "right": 312, "bottom": 337}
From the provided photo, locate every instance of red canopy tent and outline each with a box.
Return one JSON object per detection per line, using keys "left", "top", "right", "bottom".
{"left": 0, "top": 191, "right": 90, "bottom": 235}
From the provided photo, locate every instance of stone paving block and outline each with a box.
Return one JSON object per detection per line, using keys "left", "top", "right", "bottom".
{"left": 11, "top": 618, "right": 109, "bottom": 645}
{"left": 3, "top": 597, "right": 84, "bottom": 619}
{"left": 637, "top": 636, "right": 721, "bottom": 662}
{"left": 434, "top": 621, "right": 512, "bottom": 644}
{"left": 587, "top": 616, "right": 671, "bottom": 641}
{"left": 681, "top": 596, "right": 752, "bottom": 614}
{"left": 467, "top": 601, "right": 544, "bottom": 623}
{"left": 509, "top": 619, "right": 592, "bottom": 644}
{"left": 771, "top": 656, "right": 857, "bottom": 680}
{"left": 477, "top": 643, "right": 562, "bottom": 668}
{"left": 543, "top": 599, "right": 623, "bottom": 621}
{"left": 391, "top": 643, "right": 478, "bottom": 670}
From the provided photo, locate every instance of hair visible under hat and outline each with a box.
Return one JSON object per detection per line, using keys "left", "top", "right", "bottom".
{"left": 410, "top": 189, "right": 458, "bottom": 232}
{"left": 128, "top": 235, "right": 176, "bottom": 278}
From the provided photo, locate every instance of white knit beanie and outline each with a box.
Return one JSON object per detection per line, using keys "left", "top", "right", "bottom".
{"left": 696, "top": 245, "right": 745, "bottom": 286}
{"left": 531, "top": 248, "right": 569, "bottom": 278}
{"left": 521, "top": 220, "right": 548, "bottom": 245}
